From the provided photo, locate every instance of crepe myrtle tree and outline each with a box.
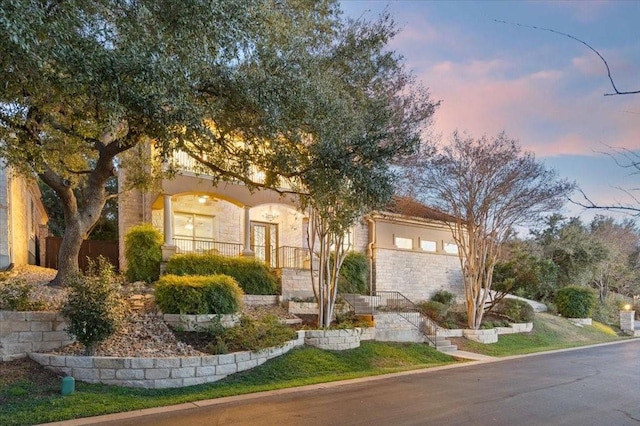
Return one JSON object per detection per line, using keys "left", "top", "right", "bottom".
{"left": 0, "top": 0, "right": 435, "bottom": 285}
{"left": 405, "top": 132, "right": 574, "bottom": 329}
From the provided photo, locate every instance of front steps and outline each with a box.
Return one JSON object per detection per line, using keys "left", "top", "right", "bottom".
{"left": 342, "top": 293, "right": 458, "bottom": 353}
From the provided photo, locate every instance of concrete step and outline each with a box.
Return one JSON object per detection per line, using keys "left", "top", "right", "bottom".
{"left": 436, "top": 344, "right": 458, "bottom": 353}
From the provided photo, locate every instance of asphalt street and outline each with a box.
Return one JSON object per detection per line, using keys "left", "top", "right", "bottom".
{"left": 65, "top": 340, "right": 640, "bottom": 426}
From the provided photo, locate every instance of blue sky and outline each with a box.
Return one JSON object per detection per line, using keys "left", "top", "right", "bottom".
{"left": 341, "top": 0, "right": 640, "bottom": 223}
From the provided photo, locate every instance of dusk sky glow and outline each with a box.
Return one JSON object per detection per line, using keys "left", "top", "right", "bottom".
{"left": 341, "top": 0, "right": 640, "bottom": 223}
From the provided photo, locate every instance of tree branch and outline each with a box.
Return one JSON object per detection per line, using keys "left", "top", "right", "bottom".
{"left": 493, "top": 19, "right": 640, "bottom": 96}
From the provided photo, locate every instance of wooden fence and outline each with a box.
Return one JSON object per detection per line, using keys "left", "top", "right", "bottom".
{"left": 45, "top": 237, "right": 119, "bottom": 272}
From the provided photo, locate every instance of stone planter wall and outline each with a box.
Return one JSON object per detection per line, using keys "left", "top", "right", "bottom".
{"left": 243, "top": 295, "right": 280, "bottom": 306}
{"left": 29, "top": 331, "right": 306, "bottom": 389}
{"left": 568, "top": 318, "right": 592, "bottom": 326}
{"left": 303, "top": 328, "right": 364, "bottom": 350}
{"left": 0, "top": 311, "right": 74, "bottom": 361}
{"left": 463, "top": 328, "right": 498, "bottom": 344}
{"left": 162, "top": 313, "right": 240, "bottom": 332}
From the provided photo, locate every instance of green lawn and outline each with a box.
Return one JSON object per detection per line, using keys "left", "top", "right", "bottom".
{"left": 0, "top": 313, "right": 630, "bottom": 425}
{"left": 0, "top": 342, "right": 458, "bottom": 426}
{"left": 454, "top": 312, "right": 626, "bottom": 357}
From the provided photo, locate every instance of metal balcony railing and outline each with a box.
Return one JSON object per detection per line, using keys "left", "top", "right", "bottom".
{"left": 173, "top": 239, "right": 243, "bottom": 257}
{"left": 170, "top": 150, "right": 297, "bottom": 191}
{"left": 276, "top": 246, "right": 311, "bottom": 270}
{"left": 173, "top": 239, "right": 310, "bottom": 270}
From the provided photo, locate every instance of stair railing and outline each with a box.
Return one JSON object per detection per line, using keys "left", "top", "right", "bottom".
{"left": 339, "top": 291, "right": 437, "bottom": 346}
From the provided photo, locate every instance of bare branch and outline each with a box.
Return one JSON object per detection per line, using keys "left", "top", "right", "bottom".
{"left": 494, "top": 19, "right": 640, "bottom": 96}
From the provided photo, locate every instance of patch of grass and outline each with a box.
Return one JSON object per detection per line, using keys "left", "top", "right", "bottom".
{"left": 454, "top": 313, "right": 625, "bottom": 357}
{"left": 0, "top": 342, "right": 458, "bottom": 425}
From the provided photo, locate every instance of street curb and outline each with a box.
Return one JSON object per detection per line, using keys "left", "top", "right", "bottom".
{"left": 38, "top": 337, "right": 640, "bottom": 425}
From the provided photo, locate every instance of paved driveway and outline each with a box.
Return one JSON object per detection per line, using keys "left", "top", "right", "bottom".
{"left": 82, "top": 340, "right": 640, "bottom": 426}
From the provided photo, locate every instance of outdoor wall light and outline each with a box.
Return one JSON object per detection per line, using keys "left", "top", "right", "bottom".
{"left": 198, "top": 195, "right": 209, "bottom": 204}
{"left": 624, "top": 304, "right": 632, "bottom": 311}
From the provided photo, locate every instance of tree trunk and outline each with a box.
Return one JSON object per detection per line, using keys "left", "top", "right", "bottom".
{"left": 50, "top": 221, "right": 84, "bottom": 286}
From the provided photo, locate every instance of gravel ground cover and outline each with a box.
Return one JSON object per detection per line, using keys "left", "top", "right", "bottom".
{"left": 0, "top": 265, "right": 295, "bottom": 358}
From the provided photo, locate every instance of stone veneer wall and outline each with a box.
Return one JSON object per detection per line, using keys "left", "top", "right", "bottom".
{"left": 278, "top": 268, "right": 314, "bottom": 299}
{"left": 374, "top": 248, "right": 463, "bottom": 302}
{"left": 0, "top": 311, "right": 74, "bottom": 361}
{"left": 304, "top": 329, "right": 364, "bottom": 350}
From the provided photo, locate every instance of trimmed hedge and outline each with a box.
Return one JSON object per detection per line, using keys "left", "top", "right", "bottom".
{"left": 430, "top": 290, "right": 456, "bottom": 307}
{"left": 154, "top": 274, "right": 244, "bottom": 315}
{"left": 555, "top": 286, "right": 597, "bottom": 319}
{"left": 165, "top": 253, "right": 278, "bottom": 295}
{"left": 124, "top": 224, "right": 163, "bottom": 283}
{"left": 493, "top": 298, "right": 535, "bottom": 323}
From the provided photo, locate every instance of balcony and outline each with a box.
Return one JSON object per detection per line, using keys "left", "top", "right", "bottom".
{"left": 170, "top": 150, "right": 298, "bottom": 191}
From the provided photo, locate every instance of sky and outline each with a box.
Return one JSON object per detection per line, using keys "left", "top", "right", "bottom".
{"left": 340, "top": 0, "right": 640, "bottom": 225}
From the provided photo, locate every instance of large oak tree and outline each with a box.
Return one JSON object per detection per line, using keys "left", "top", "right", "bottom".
{"left": 0, "top": 1, "right": 434, "bottom": 285}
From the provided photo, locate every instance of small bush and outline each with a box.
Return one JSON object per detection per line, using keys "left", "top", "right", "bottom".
{"left": 166, "top": 253, "right": 278, "bottom": 295}
{"left": 154, "top": 274, "right": 244, "bottom": 315}
{"left": 417, "top": 300, "right": 449, "bottom": 323}
{"left": 493, "top": 298, "right": 535, "bottom": 323}
{"left": 593, "top": 293, "right": 628, "bottom": 325}
{"left": 61, "top": 260, "right": 128, "bottom": 355}
{"left": 0, "top": 279, "right": 48, "bottom": 311}
{"left": 555, "top": 286, "right": 597, "bottom": 318}
{"left": 430, "top": 290, "right": 456, "bottom": 307}
{"left": 335, "top": 311, "right": 374, "bottom": 328}
{"left": 209, "top": 314, "right": 297, "bottom": 353}
{"left": 124, "top": 224, "right": 163, "bottom": 283}
{"left": 337, "top": 252, "right": 369, "bottom": 294}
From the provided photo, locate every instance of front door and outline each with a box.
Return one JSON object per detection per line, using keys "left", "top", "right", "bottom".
{"left": 251, "top": 221, "right": 278, "bottom": 267}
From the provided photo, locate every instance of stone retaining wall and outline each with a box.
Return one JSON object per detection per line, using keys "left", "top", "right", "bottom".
{"left": 304, "top": 328, "right": 364, "bottom": 350}
{"left": 0, "top": 311, "right": 74, "bottom": 361}
{"left": 29, "top": 331, "right": 306, "bottom": 389}
{"left": 463, "top": 328, "right": 498, "bottom": 344}
{"left": 243, "top": 295, "right": 280, "bottom": 306}
{"left": 373, "top": 313, "right": 425, "bottom": 343}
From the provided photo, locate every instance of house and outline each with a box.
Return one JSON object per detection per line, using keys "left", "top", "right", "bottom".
{"left": 118, "top": 152, "right": 463, "bottom": 303}
{"left": 0, "top": 163, "right": 49, "bottom": 270}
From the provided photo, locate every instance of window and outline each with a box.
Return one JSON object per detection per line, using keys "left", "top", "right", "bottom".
{"left": 174, "top": 212, "right": 216, "bottom": 252}
{"left": 394, "top": 236, "right": 413, "bottom": 250}
{"left": 420, "top": 239, "right": 437, "bottom": 252}
{"left": 443, "top": 242, "right": 459, "bottom": 254}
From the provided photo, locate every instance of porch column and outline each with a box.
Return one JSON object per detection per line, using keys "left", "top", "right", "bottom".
{"left": 161, "top": 194, "right": 177, "bottom": 264}
{"left": 163, "top": 194, "right": 173, "bottom": 246}
{"left": 242, "top": 206, "right": 254, "bottom": 257}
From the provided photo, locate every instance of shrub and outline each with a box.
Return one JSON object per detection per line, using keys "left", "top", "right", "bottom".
{"left": 154, "top": 274, "right": 244, "bottom": 314}
{"left": 166, "top": 253, "right": 278, "bottom": 295}
{"left": 430, "top": 290, "right": 456, "bottom": 307}
{"left": 0, "top": 279, "right": 48, "bottom": 311}
{"left": 555, "top": 286, "right": 597, "bottom": 318}
{"left": 493, "top": 298, "right": 535, "bottom": 323}
{"left": 337, "top": 251, "right": 369, "bottom": 294}
{"left": 61, "top": 260, "right": 128, "bottom": 355}
{"left": 208, "top": 314, "right": 297, "bottom": 353}
{"left": 417, "top": 300, "right": 448, "bottom": 323}
{"left": 124, "top": 223, "right": 163, "bottom": 283}
{"left": 593, "top": 293, "right": 628, "bottom": 325}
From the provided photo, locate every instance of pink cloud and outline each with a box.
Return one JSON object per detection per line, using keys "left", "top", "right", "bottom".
{"left": 417, "top": 59, "right": 640, "bottom": 158}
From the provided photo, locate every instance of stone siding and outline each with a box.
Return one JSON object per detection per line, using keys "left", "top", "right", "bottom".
{"left": 374, "top": 248, "right": 463, "bottom": 302}
{"left": 0, "top": 311, "right": 74, "bottom": 361}
{"left": 29, "top": 331, "right": 306, "bottom": 389}
{"left": 279, "top": 268, "right": 314, "bottom": 299}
